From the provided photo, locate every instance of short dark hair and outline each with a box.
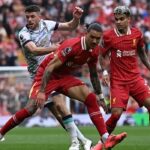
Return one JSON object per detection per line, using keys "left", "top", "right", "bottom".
{"left": 114, "top": 6, "right": 131, "bottom": 17}
{"left": 86, "top": 22, "right": 102, "bottom": 32}
{"left": 25, "top": 5, "right": 40, "bottom": 13}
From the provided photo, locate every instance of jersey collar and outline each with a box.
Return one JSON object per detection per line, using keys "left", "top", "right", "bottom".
{"left": 114, "top": 26, "right": 131, "bottom": 37}
{"left": 81, "top": 36, "right": 87, "bottom": 50}
{"left": 81, "top": 36, "right": 93, "bottom": 51}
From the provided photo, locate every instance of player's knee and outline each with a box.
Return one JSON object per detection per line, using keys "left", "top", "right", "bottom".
{"left": 25, "top": 100, "right": 38, "bottom": 115}
{"left": 56, "top": 104, "right": 69, "bottom": 116}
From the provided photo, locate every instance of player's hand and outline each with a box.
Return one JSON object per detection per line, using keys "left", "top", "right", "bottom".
{"left": 98, "top": 98, "right": 109, "bottom": 114}
{"left": 49, "top": 43, "right": 60, "bottom": 52}
{"left": 36, "top": 91, "right": 46, "bottom": 108}
{"left": 102, "top": 70, "right": 110, "bottom": 86}
{"left": 73, "top": 7, "right": 83, "bottom": 19}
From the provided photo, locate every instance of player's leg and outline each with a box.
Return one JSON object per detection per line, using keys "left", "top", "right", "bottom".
{"left": 106, "top": 82, "right": 129, "bottom": 134}
{"left": 54, "top": 93, "right": 92, "bottom": 150}
{"left": 45, "top": 93, "right": 80, "bottom": 150}
{"left": 0, "top": 99, "right": 38, "bottom": 140}
{"left": 44, "top": 93, "right": 66, "bottom": 130}
{"left": 106, "top": 108, "right": 123, "bottom": 134}
{"left": 130, "top": 78, "right": 150, "bottom": 125}
{"left": 143, "top": 98, "right": 150, "bottom": 124}
{"left": 46, "top": 93, "right": 92, "bottom": 150}
{"left": 65, "top": 85, "right": 127, "bottom": 149}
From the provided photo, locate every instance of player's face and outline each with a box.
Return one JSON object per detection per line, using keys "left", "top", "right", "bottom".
{"left": 114, "top": 14, "right": 130, "bottom": 32}
{"left": 25, "top": 12, "right": 41, "bottom": 30}
{"left": 86, "top": 29, "right": 102, "bottom": 49}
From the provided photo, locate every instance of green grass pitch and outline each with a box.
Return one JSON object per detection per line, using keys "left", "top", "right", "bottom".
{"left": 0, "top": 126, "right": 149, "bottom": 150}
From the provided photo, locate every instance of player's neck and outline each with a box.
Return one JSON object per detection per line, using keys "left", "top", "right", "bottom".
{"left": 116, "top": 27, "right": 129, "bottom": 35}
{"left": 116, "top": 26, "right": 131, "bottom": 36}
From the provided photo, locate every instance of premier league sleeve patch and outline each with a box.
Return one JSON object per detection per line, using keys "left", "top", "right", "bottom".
{"left": 19, "top": 34, "right": 29, "bottom": 45}
{"left": 61, "top": 47, "right": 72, "bottom": 56}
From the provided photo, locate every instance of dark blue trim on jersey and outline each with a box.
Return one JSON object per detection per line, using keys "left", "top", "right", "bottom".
{"left": 23, "top": 40, "right": 32, "bottom": 47}
{"left": 54, "top": 22, "right": 59, "bottom": 30}
{"left": 51, "top": 91, "right": 60, "bottom": 97}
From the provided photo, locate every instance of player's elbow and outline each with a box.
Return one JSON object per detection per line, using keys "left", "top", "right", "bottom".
{"left": 67, "top": 23, "right": 77, "bottom": 31}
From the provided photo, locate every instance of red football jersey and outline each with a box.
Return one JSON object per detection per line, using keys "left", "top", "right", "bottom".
{"left": 41, "top": 36, "right": 100, "bottom": 76}
{"left": 102, "top": 27, "right": 144, "bottom": 83}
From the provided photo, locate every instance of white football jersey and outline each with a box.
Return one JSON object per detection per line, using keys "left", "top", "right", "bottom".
{"left": 18, "top": 19, "right": 58, "bottom": 79}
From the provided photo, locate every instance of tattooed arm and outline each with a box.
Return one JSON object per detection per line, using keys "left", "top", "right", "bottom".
{"left": 89, "top": 65, "right": 108, "bottom": 113}
{"left": 40, "top": 55, "right": 62, "bottom": 92}
{"left": 89, "top": 65, "right": 102, "bottom": 95}
{"left": 36, "top": 55, "right": 62, "bottom": 108}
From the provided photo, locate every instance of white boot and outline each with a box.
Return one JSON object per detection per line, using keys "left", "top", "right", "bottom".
{"left": 0, "top": 133, "right": 5, "bottom": 142}
{"left": 69, "top": 139, "right": 80, "bottom": 150}
{"left": 82, "top": 138, "right": 92, "bottom": 150}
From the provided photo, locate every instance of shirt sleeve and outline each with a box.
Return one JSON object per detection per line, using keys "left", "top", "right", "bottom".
{"left": 18, "top": 30, "right": 31, "bottom": 47}
{"left": 57, "top": 41, "right": 75, "bottom": 63}
{"left": 44, "top": 20, "right": 58, "bottom": 31}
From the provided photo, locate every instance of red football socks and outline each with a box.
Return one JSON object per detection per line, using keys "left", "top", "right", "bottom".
{"left": 84, "top": 93, "right": 107, "bottom": 136}
{"left": 0, "top": 108, "right": 30, "bottom": 135}
{"left": 106, "top": 114, "right": 121, "bottom": 134}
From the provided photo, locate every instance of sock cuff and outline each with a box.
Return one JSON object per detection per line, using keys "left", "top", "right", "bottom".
{"left": 62, "top": 114, "right": 73, "bottom": 124}
{"left": 84, "top": 92, "right": 96, "bottom": 105}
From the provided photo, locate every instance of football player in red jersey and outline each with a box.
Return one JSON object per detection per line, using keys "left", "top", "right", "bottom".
{"left": 33, "top": 23, "right": 127, "bottom": 150}
{"left": 0, "top": 5, "right": 95, "bottom": 150}
{"left": 100, "top": 6, "right": 150, "bottom": 135}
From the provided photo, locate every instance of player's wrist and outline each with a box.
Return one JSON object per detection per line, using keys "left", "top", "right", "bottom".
{"left": 98, "top": 93, "right": 104, "bottom": 101}
{"left": 39, "top": 89, "right": 45, "bottom": 93}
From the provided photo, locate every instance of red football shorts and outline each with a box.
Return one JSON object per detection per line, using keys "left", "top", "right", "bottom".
{"left": 29, "top": 69, "right": 85, "bottom": 101}
{"left": 110, "top": 77, "right": 150, "bottom": 110}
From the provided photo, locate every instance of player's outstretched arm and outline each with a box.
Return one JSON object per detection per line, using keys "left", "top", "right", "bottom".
{"left": 138, "top": 46, "right": 150, "bottom": 71}
{"left": 25, "top": 41, "right": 60, "bottom": 56}
{"left": 58, "top": 7, "right": 83, "bottom": 31}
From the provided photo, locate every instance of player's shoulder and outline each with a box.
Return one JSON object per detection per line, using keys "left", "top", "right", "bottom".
{"left": 102, "top": 29, "right": 114, "bottom": 44}
{"left": 42, "top": 19, "right": 57, "bottom": 29}
{"left": 18, "top": 26, "right": 30, "bottom": 41}
{"left": 42, "top": 19, "right": 56, "bottom": 24}
{"left": 103, "top": 29, "right": 114, "bottom": 39}
{"left": 18, "top": 26, "right": 29, "bottom": 35}
{"left": 131, "top": 27, "right": 142, "bottom": 36}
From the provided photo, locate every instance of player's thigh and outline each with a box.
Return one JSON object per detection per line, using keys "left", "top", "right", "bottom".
{"left": 131, "top": 78, "right": 150, "bottom": 107}
{"left": 111, "top": 82, "right": 129, "bottom": 110}
{"left": 66, "top": 85, "right": 91, "bottom": 102}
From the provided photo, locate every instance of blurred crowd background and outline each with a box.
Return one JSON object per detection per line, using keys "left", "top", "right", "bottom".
{"left": 0, "top": 0, "right": 150, "bottom": 118}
